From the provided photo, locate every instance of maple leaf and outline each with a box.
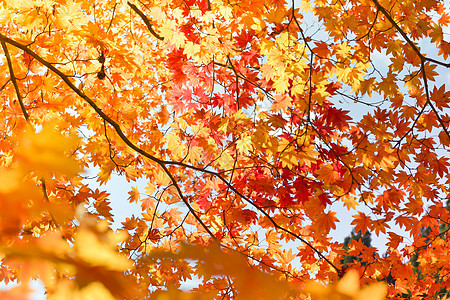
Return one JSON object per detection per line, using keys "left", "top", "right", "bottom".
{"left": 438, "top": 12, "right": 450, "bottom": 26}
{"left": 54, "top": 0, "right": 88, "bottom": 30}
{"left": 75, "top": 228, "right": 132, "bottom": 271}
{"left": 307, "top": 270, "right": 387, "bottom": 300}
{"left": 236, "top": 135, "right": 253, "bottom": 154}
{"left": 431, "top": 84, "right": 450, "bottom": 109}
{"left": 423, "top": 62, "right": 439, "bottom": 81}
{"left": 229, "top": 209, "right": 257, "bottom": 227}
{"left": 127, "top": 187, "right": 141, "bottom": 203}
{"left": 271, "top": 94, "right": 292, "bottom": 112}
{"left": 312, "top": 211, "right": 338, "bottom": 233}
{"left": 315, "top": 164, "right": 339, "bottom": 185}
{"left": 16, "top": 124, "right": 81, "bottom": 179}
{"left": 321, "top": 106, "right": 352, "bottom": 129}
{"left": 372, "top": 218, "right": 390, "bottom": 235}
{"left": 351, "top": 212, "right": 371, "bottom": 235}
{"left": 313, "top": 41, "right": 331, "bottom": 58}
{"left": 140, "top": 197, "right": 155, "bottom": 210}
{"left": 216, "top": 150, "right": 234, "bottom": 169}
{"left": 318, "top": 193, "right": 332, "bottom": 206}
{"left": 438, "top": 40, "right": 450, "bottom": 59}
{"left": 275, "top": 248, "right": 296, "bottom": 265}
{"left": 197, "top": 195, "right": 211, "bottom": 210}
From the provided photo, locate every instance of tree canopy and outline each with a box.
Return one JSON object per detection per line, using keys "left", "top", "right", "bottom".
{"left": 0, "top": 0, "right": 449, "bottom": 298}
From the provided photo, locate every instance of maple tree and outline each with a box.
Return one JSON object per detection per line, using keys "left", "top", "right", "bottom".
{"left": 0, "top": 0, "right": 449, "bottom": 298}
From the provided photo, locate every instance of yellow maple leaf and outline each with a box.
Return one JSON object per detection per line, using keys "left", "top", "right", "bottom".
{"left": 75, "top": 227, "right": 132, "bottom": 271}
{"left": 165, "top": 133, "right": 182, "bottom": 154}
{"left": 273, "top": 74, "right": 290, "bottom": 94}
{"left": 217, "top": 150, "right": 234, "bottom": 169}
{"left": 236, "top": 135, "right": 253, "bottom": 155}
{"left": 54, "top": 0, "right": 88, "bottom": 30}
{"left": 50, "top": 281, "right": 115, "bottom": 300}
{"left": 16, "top": 124, "right": 81, "bottom": 179}
{"left": 186, "top": 145, "right": 203, "bottom": 164}
{"left": 266, "top": 7, "right": 287, "bottom": 24}
{"left": 271, "top": 94, "right": 293, "bottom": 113}
{"left": 342, "top": 195, "right": 359, "bottom": 210}
{"left": 127, "top": 186, "right": 141, "bottom": 203}
{"left": 306, "top": 270, "right": 387, "bottom": 300}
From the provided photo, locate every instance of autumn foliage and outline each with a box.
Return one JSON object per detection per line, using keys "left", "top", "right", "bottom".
{"left": 0, "top": 0, "right": 449, "bottom": 298}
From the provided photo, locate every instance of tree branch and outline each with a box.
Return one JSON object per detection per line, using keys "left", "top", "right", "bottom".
{"left": 0, "top": 40, "right": 30, "bottom": 121}
{"left": 127, "top": 2, "right": 164, "bottom": 41}
{"left": 371, "top": 0, "right": 450, "bottom": 68}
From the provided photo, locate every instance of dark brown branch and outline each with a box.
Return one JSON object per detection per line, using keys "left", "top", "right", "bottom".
{"left": 127, "top": 2, "right": 164, "bottom": 41}
{"left": 107, "top": 2, "right": 118, "bottom": 33}
{"left": 226, "top": 55, "right": 240, "bottom": 109}
{"left": 41, "top": 179, "right": 60, "bottom": 227}
{"left": 371, "top": 0, "right": 450, "bottom": 68}
{"left": 1, "top": 40, "right": 30, "bottom": 121}
{"left": 0, "top": 78, "right": 11, "bottom": 92}
{"left": 421, "top": 60, "right": 450, "bottom": 142}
